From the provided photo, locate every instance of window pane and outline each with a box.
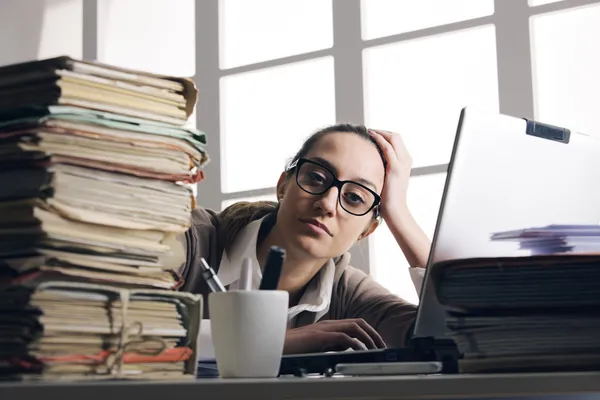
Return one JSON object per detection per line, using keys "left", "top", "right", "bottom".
{"left": 370, "top": 173, "right": 446, "bottom": 304}
{"left": 530, "top": 4, "right": 600, "bottom": 134}
{"left": 39, "top": 0, "right": 83, "bottom": 60}
{"left": 98, "top": 0, "right": 195, "bottom": 76}
{"left": 361, "top": 0, "right": 493, "bottom": 40}
{"left": 219, "top": 0, "right": 333, "bottom": 69}
{"left": 220, "top": 57, "right": 336, "bottom": 193}
{"left": 529, "top": 0, "right": 565, "bottom": 6}
{"left": 363, "top": 25, "right": 499, "bottom": 167}
{"left": 221, "top": 194, "right": 277, "bottom": 210}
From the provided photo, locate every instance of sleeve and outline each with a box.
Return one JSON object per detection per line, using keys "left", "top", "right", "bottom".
{"left": 336, "top": 266, "right": 418, "bottom": 348}
{"left": 176, "top": 207, "right": 221, "bottom": 313}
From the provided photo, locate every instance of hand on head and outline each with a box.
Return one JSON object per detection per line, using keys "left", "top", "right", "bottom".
{"left": 283, "top": 318, "right": 386, "bottom": 354}
{"left": 368, "top": 129, "right": 413, "bottom": 219}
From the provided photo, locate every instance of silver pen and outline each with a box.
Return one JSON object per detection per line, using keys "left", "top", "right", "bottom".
{"left": 199, "top": 257, "right": 226, "bottom": 293}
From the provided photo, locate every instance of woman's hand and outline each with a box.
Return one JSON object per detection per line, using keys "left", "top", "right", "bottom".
{"left": 283, "top": 319, "right": 386, "bottom": 354}
{"left": 368, "top": 129, "right": 413, "bottom": 219}
{"left": 369, "top": 129, "right": 431, "bottom": 269}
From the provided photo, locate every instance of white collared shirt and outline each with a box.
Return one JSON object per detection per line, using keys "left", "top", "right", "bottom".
{"left": 217, "top": 216, "right": 335, "bottom": 325}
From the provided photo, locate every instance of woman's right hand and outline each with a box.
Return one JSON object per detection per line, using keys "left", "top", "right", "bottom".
{"left": 283, "top": 319, "right": 387, "bottom": 354}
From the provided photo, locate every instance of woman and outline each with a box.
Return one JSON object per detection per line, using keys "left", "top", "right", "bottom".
{"left": 178, "top": 123, "right": 431, "bottom": 354}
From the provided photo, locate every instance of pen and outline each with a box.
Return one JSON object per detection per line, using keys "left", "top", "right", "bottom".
{"left": 199, "top": 257, "right": 226, "bottom": 293}
{"left": 258, "top": 246, "right": 285, "bottom": 290}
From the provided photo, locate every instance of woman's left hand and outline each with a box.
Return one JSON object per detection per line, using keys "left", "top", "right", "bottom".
{"left": 368, "top": 129, "right": 413, "bottom": 220}
{"left": 369, "top": 129, "right": 431, "bottom": 270}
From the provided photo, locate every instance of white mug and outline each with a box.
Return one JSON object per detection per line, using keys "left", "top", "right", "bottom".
{"left": 198, "top": 319, "right": 215, "bottom": 360}
{"left": 208, "top": 290, "right": 288, "bottom": 378}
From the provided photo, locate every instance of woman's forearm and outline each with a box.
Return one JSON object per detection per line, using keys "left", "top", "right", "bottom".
{"left": 385, "top": 207, "right": 432, "bottom": 269}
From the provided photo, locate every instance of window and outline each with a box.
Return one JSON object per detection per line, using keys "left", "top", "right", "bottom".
{"left": 370, "top": 173, "right": 447, "bottom": 304}
{"left": 363, "top": 19, "right": 499, "bottom": 301}
{"left": 75, "top": 0, "right": 600, "bottom": 299}
{"left": 219, "top": 0, "right": 333, "bottom": 68}
{"left": 37, "top": 0, "right": 83, "bottom": 60}
{"left": 361, "top": 0, "right": 494, "bottom": 40}
{"left": 530, "top": 3, "right": 600, "bottom": 134}
{"left": 98, "top": 0, "right": 195, "bottom": 76}
{"left": 363, "top": 25, "right": 499, "bottom": 167}
{"left": 97, "top": 0, "right": 197, "bottom": 196}
{"left": 220, "top": 58, "right": 336, "bottom": 193}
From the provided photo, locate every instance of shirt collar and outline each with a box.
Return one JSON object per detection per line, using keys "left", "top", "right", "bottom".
{"left": 217, "top": 217, "right": 263, "bottom": 290}
{"left": 217, "top": 215, "right": 342, "bottom": 321}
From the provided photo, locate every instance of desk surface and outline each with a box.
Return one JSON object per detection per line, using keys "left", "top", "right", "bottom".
{"left": 1, "top": 372, "right": 600, "bottom": 400}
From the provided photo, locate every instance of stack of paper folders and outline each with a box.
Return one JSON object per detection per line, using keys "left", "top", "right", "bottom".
{"left": 0, "top": 282, "right": 202, "bottom": 381}
{"left": 0, "top": 56, "right": 207, "bottom": 381}
{"left": 431, "top": 254, "right": 600, "bottom": 373}
{"left": 0, "top": 56, "right": 196, "bottom": 125}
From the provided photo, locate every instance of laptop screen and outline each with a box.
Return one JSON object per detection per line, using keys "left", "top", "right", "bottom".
{"left": 413, "top": 107, "right": 600, "bottom": 338}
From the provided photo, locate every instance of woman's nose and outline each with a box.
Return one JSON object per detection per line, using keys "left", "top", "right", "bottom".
{"left": 315, "top": 186, "right": 339, "bottom": 216}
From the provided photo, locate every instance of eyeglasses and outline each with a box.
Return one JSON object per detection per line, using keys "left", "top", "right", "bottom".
{"left": 287, "top": 158, "right": 381, "bottom": 216}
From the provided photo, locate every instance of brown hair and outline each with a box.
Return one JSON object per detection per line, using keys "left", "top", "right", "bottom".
{"left": 219, "top": 123, "right": 385, "bottom": 253}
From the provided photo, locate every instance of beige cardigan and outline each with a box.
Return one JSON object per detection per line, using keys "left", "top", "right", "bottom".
{"left": 177, "top": 207, "right": 418, "bottom": 348}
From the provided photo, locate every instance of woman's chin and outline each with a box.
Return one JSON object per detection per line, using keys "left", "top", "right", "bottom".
{"left": 293, "top": 234, "right": 334, "bottom": 260}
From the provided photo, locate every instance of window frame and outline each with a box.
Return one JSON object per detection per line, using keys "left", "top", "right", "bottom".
{"left": 85, "top": 0, "right": 600, "bottom": 274}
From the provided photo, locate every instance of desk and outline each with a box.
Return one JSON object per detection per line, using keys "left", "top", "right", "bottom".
{"left": 1, "top": 372, "right": 600, "bottom": 400}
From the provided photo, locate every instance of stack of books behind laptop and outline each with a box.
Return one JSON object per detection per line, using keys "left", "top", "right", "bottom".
{"left": 0, "top": 56, "right": 206, "bottom": 381}
{"left": 431, "top": 250, "right": 600, "bottom": 373}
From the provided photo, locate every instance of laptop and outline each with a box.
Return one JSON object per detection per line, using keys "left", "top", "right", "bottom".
{"left": 277, "top": 107, "right": 600, "bottom": 376}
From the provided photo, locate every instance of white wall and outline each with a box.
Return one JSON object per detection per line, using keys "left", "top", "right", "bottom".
{"left": 0, "top": 0, "right": 82, "bottom": 67}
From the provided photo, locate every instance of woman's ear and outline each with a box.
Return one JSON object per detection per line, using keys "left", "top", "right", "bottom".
{"left": 276, "top": 172, "right": 287, "bottom": 202}
{"left": 358, "top": 218, "right": 379, "bottom": 241}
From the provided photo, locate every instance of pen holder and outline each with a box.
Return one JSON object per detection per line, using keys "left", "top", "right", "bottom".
{"left": 209, "top": 290, "right": 288, "bottom": 378}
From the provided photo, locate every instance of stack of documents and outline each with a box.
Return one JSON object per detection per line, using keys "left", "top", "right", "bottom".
{"left": 0, "top": 56, "right": 207, "bottom": 380}
{"left": 491, "top": 224, "right": 600, "bottom": 254}
{"left": 0, "top": 282, "right": 202, "bottom": 381}
{"left": 0, "top": 107, "right": 206, "bottom": 289}
{"left": 0, "top": 56, "right": 197, "bottom": 125}
{"left": 432, "top": 254, "right": 600, "bottom": 373}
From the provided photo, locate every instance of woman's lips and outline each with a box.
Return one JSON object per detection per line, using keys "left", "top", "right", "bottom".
{"left": 299, "top": 218, "right": 332, "bottom": 236}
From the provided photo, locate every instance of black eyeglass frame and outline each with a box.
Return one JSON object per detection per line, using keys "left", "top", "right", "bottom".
{"left": 287, "top": 157, "right": 382, "bottom": 217}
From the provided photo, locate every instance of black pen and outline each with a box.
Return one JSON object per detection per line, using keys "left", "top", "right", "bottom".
{"left": 259, "top": 246, "right": 285, "bottom": 290}
{"left": 199, "top": 257, "right": 226, "bottom": 293}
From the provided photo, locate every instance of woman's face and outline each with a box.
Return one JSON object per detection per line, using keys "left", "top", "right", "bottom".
{"left": 276, "top": 132, "right": 385, "bottom": 260}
